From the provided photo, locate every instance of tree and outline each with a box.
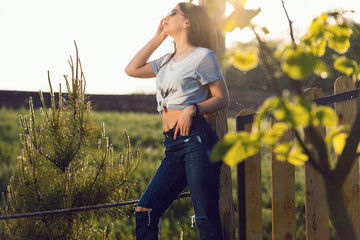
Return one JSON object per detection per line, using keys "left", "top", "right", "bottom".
{"left": 208, "top": 0, "right": 360, "bottom": 239}
{"left": 0, "top": 42, "right": 140, "bottom": 240}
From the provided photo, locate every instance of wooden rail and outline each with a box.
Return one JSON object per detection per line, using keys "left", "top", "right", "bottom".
{"left": 236, "top": 76, "right": 360, "bottom": 239}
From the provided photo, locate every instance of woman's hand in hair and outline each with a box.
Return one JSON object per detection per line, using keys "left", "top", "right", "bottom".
{"left": 125, "top": 18, "right": 168, "bottom": 78}
{"left": 155, "top": 18, "right": 168, "bottom": 41}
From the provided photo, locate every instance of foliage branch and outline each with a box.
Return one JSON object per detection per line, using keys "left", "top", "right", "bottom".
{"left": 207, "top": 0, "right": 360, "bottom": 239}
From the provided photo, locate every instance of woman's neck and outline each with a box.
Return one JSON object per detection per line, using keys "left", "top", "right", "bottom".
{"left": 174, "top": 42, "right": 194, "bottom": 60}
{"left": 176, "top": 43, "right": 193, "bottom": 53}
{"left": 173, "top": 33, "right": 193, "bottom": 53}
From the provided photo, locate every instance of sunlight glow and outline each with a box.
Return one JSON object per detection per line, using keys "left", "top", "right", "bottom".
{"left": 0, "top": 0, "right": 358, "bottom": 94}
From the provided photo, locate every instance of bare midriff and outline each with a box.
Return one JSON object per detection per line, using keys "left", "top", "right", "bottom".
{"left": 162, "top": 108, "right": 183, "bottom": 131}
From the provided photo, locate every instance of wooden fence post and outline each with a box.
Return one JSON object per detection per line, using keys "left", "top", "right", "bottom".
{"left": 199, "top": 1, "right": 236, "bottom": 239}
{"left": 213, "top": 110, "right": 236, "bottom": 240}
{"left": 237, "top": 109, "right": 262, "bottom": 240}
{"left": 334, "top": 76, "right": 360, "bottom": 239}
{"left": 304, "top": 88, "right": 330, "bottom": 239}
{"left": 271, "top": 120, "right": 296, "bottom": 240}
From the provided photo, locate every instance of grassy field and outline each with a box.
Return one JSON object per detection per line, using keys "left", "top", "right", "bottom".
{"left": 0, "top": 107, "right": 331, "bottom": 239}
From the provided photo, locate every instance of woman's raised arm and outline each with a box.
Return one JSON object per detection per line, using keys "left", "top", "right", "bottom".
{"left": 125, "top": 18, "right": 168, "bottom": 78}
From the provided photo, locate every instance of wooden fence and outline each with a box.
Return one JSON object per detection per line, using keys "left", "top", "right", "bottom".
{"left": 235, "top": 76, "right": 360, "bottom": 240}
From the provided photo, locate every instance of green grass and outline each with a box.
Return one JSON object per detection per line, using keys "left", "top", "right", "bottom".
{"left": 0, "top": 107, "right": 335, "bottom": 239}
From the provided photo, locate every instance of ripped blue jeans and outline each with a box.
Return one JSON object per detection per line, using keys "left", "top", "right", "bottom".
{"left": 135, "top": 115, "right": 223, "bottom": 240}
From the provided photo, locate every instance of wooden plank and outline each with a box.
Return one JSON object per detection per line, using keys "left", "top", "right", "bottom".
{"left": 271, "top": 121, "right": 296, "bottom": 240}
{"left": 200, "top": 1, "right": 235, "bottom": 239}
{"left": 206, "top": 109, "right": 235, "bottom": 240}
{"left": 303, "top": 88, "right": 330, "bottom": 240}
{"left": 237, "top": 109, "right": 263, "bottom": 240}
{"left": 334, "top": 76, "right": 360, "bottom": 239}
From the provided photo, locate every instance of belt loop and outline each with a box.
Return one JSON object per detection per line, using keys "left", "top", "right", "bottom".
{"left": 163, "top": 127, "right": 175, "bottom": 139}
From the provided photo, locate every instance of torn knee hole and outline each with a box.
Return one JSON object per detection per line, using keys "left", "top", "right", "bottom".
{"left": 135, "top": 207, "right": 153, "bottom": 227}
{"left": 136, "top": 206, "right": 151, "bottom": 212}
{"left": 190, "top": 215, "right": 208, "bottom": 227}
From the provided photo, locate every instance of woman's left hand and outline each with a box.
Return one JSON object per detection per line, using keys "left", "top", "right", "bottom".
{"left": 173, "top": 106, "right": 196, "bottom": 139}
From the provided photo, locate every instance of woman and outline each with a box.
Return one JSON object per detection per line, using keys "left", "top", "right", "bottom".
{"left": 125, "top": 2, "right": 229, "bottom": 240}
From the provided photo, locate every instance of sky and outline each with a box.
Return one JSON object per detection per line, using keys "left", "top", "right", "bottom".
{"left": 0, "top": 0, "right": 359, "bottom": 95}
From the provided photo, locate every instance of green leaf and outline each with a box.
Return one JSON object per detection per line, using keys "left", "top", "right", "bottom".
{"left": 334, "top": 56, "right": 358, "bottom": 76}
{"left": 210, "top": 133, "right": 239, "bottom": 162}
{"left": 333, "top": 133, "right": 347, "bottom": 154}
{"left": 281, "top": 48, "right": 317, "bottom": 80}
{"left": 273, "top": 101, "right": 291, "bottom": 123}
{"left": 302, "top": 28, "right": 326, "bottom": 57}
{"left": 291, "top": 104, "right": 311, "bottom": 127}
{"left": 222, "top": 7, "right": 260, "bottom": 32}
{"left": 297, "top": 96, "right": 313, "bottom": 113}
{"left": 353, "top": 65, "right": 360, "bottom": 82}
{"left": 222, "top": 12, "right": 238, "bottom": 32}
{"left": 329, "top": 23, "right": 351, "bottom": 38}
{"left": 223, "top": 142, "right": 243, "bottom": 166}
{"left": 254, "top": 97, "right": 282, "bottom": 127}
{"left": 311, "top": 106, "right": 338, "bottom": 127}
{"left": 328, "top": 37, "right": 350, "bottom": 54}
{"left": 231, "top": 47, "right": 259, "bottom": 71}
{"left": 257, "top": 95, "right": 313, "bottom": 129}
{"left": 288, "top": 146, "right": 308, "bottom": 165}
{"left": 273, "top": 99, "right": 310, "bottom": 127}
{"left": 263, "top": 123, "right": 289, "bottom": 145}
{"left": 314, "top": 60, "right": 331, "bottom": 78}
{"left": 311, "top": 37, "right": 327, "bottom": 57}
{"left": 328, "top": 24, "right": 351, "bottom": 54}
{"left": 309, "top": 13, "right": 327, "bottom": 37}
{"left": 325, "top": 128, "right": 341, "bottom": 144}
{"left": 297, "top": 96, "right": 316, "bottom": 125}
{"left": 273, "top": 143, "right": 291, "bottom": 162}
{"left": 225, "top": 133, "right": 261, "bottom": 166}
{"left": 235, "top": 7, "right": 261, "bottom": 29}
{"left": 212, "top": 131, "right": 262, "bottom": 167}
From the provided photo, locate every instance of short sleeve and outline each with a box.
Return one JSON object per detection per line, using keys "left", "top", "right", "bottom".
{"left": 149, "top": 53, "right": 171, "bottom": 75}
{"left": 196, "top": 51, "right": 224, "bottom": 85}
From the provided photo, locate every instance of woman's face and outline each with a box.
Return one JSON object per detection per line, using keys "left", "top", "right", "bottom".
{"left": 163, "top": 5, "right": 188, "bottom": 36}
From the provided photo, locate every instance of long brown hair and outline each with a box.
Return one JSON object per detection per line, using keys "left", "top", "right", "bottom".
{"left": 178, "top": 2, "right": 215, "bottom": 51}
{"left": 160, "top": 3, "right": 216, "bottom": 69}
